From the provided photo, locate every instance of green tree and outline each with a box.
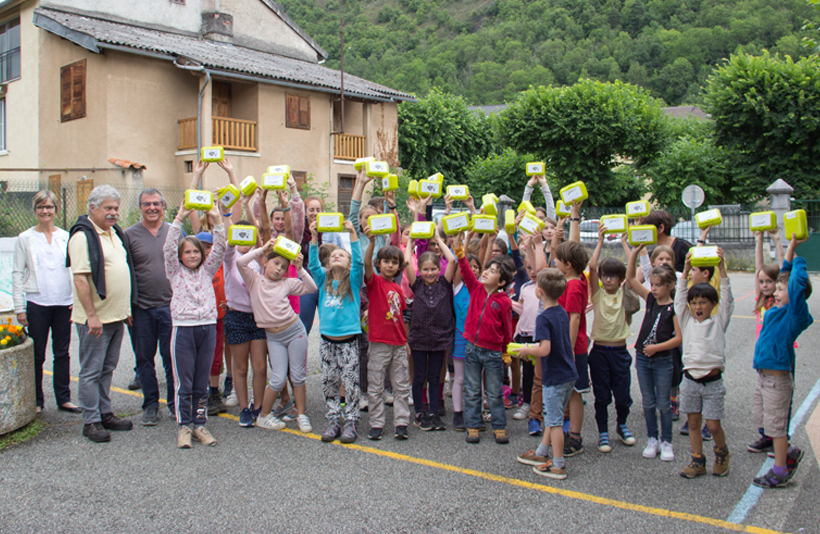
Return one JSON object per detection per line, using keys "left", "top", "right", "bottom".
{"left": 397, "top": 88, "right": 493, "bottom": 181}
{"left": 498, "top": 79, "right": 665, "bottom": 206}
{"left": 463, "top": 148, "right": 544, "bottom": 204}
{"left": 704, "top": 52, "right": 820, "bottom": 202}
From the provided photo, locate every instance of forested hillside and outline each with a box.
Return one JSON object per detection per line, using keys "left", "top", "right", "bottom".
{"left": 278, "top": 0, "right": 818, "bottom": 105}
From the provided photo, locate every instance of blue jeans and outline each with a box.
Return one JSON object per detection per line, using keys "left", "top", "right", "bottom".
{"left": 132, "top": 306, "right": 174, "bottom": 410}
{"left": 635, "top": 351, "right": 673, "bottom": 443}
{"left": 299, "top": 290, "right": 319, "bottom": 334}
{"left": 464, "top": 342, "right": 506, "bottom": 430}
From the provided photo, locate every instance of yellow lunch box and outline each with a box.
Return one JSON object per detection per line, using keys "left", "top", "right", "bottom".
{"left": 560, "top": 181, "right": 588, "bottom": 205}
{"left": 368, "top": 214, "right": 396, "bottom": 236}
{"left": 690, "top": 246, "right": 720, "bottom": 267}
{"left": 601, "top": 214, "right": 628, "bottom": 234}
{"left": 442, "top": 213, "right": 471, "bottom": 235}
{"left": 518, "top": 213, "right": 545, "bottom": 235}
{"left": 418, "top": 179, "right": 443, "bottom": 198}
{"left": 784, "top": 209, "right": 808, "bottom": 240}
{"left": 273, "top": 236, "right": 301, "bottom": 261}
{"left": 267, "top": 165, "right": 290, "bottom": 176}
{"left": 227, "top": 225, "right": 257, "bottom": 247}
{"left": 695, "top": 208, "right": 722, "bottom": 229}
{"left": 556, "top": 200, "right": 571, "bottom": 218}
{"left": 239, "top": 176, "right": 258, "bottom": 197}
{"left": 518, "top": 200, "right": 537, "bottom": 216}
{"left": 749, "top": 211, "right": 777, "bottom": 233}
{"left": 427, "top": 172, "right": 444, "bottom": 182}
{"left": 408, "top": 180, "right": 420, "bottom": 199}
{"left": 365, "top": 160, "right": 389, "bottom": 178}
{"left": 482, "top": 194, "right": 499, "bottom": 216}
{"left": 262, "top": 173, "right": 287, "bottom": 190}
{"left": 525, "top": 162, "right": 545, "bottom": 176}
{"left": 217, "top": 185, "right": 240, "bottom": 210}
{"left": 354, "top": 157, "right": 374, "bottom": 170}
{"left": 381, "top": 174, "right": 398, "bottom": 192}
{"left": 410, "top": 221, "right": 435, "bottom": 239}
{"left": 201, "top": 146, "right": 224, "bottom": 162}
{"left": 447, "top": 185, "right": 469, "bottom": 200}
{"left": 184, "top": 190, "right": 214, "bottom": 211}
{"left": 628, "top": 225, "right": 658, "bottom": 246}
{"left": 316, "top": 213, "right": 344, "bottom": 233}
{"left": 472, "top": 214, "right": 497, "bottom": 234}
{"left": 505, "top": 210, "right": 516, "bottom": 235}
{"left": 626, "top": 200, "right": 649, "bottom": 218}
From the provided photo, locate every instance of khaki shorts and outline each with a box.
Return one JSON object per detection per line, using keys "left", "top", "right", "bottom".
{"left": 752, "top": 371, "right": 793, "bottom": 438}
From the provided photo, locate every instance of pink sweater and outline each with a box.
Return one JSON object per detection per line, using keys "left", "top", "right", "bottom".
{"left": 237, "top": 247, "right": 318, "bottom": 328}
{"left": 164, "top": 222, "right": 226, "bottom": 325}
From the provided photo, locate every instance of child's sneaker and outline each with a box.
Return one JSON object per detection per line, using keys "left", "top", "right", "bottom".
{"left": 297, "top": 414, "right": 313, "bottom": 433}
{"left": 563, "top": 433, "right": 584, "bottom": 457}
{"left": 680, "top": 453, "right": 706, "bottom": 478}
{"left": 414, "top": 413, "right": 433, "bottom": 431}
{"left": 177, "top": 426, "right": 192, "bottom": 449}
{"left": 368, "top": 427, "right": 383, "bottom": 441}
{"left": 494, "top": 429, "right": 509, "bottom": 444}
{"left": 504, "top": 394, "right": 518, "bottom": 410}
{"left": 238, "top": 407, "right": 254, "bottom": 427}
{"left": 517, "top": 449, "right": 550, "bottom": 466}
{"left": 513, "top": 403, "right": 530, "bottom": 420}
{"left": 339, "top": 421, "right": 358, "bottom": 444}
{"left": 533, "top": 462, "right": 567, "bottom": 480}
{"left": 642, "top": 437, "right": 660, "bottom": 458}
{"left": 192, "top": 426, "right": 217, "bottom": 446}
{"left": 207, "top": 394, "right": 226, "bottom": 416}
{"left": 701, "top": 424, "right": 713, "bottom": 441}
{"left": 528, "top": 418, "right": 542, "bottom": 436}
{"left": 659, "top": 441, "right": 675, "bottom": 462}
{"left": 598, "top": 433, "right": 612, "bottom": 453}
{"left": 452, "top": 412, "right": 466, "bottom": 432}
{"left": 712, "top": 445, "right": 730, "bottom": 477}
{"left": 431, "top": 413, "right": 446, "bottom": 431}
{"left": 359, "top": 397, "right": 369, "bottom": 412}
{"left": 752, "top": 468, "right": 790, "bottom": 488}
{"left": 466, "top": 428, "right": 480, "bottom": 444}
{"left": 273, "top": 400, "right": 296, "bottom": 420}
{"left": 679, "top": 420, "right": 689, "bottom": 435}
{"left": 786, "top": 446, "right": 804, "bottom": 479}
{"left": 617, "top": 424, "right": 636, "bottom": 446}
{"left": 394, "top": 426, "right": 409, "bottom": 440}
{"left": 251, "top": 405, "right": 261, "bottom": 421}
{"left": 747, "top": 435, "right": 774, "bottom": 453}
{"left": 321, "top": 420, "right": 341, "bottom": 442}
{"left": 256, "top": 413, "right": 286, "bottom": 430}
{"left": 671, "top": 399, "right": 680, "bottom": 421}
{"left": 225, "top": 390, "right": 239, "bottom": 407}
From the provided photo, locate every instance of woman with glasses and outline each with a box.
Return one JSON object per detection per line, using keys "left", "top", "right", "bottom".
{"left": 12, "top": 190, "right": 78, "bottom": 414}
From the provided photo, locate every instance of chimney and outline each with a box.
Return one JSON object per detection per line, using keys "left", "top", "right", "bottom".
{"left": 202, "top": 10, "right": 233, "bottom": 42}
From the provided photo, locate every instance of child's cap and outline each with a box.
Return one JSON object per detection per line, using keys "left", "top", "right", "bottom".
{"left": 195, "top": 232, "right": 214, "bottom": 244}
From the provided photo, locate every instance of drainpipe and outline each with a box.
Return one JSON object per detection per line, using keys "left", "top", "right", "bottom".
{"left": 174, "top": 60, "right": 209, "bottom": 188}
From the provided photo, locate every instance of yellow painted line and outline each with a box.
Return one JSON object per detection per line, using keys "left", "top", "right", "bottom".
{"left": 48, "top": 372, "right": 787, "bottom": 534}
{"left": 732, "top": 315, "right": 756, "bottom": 319}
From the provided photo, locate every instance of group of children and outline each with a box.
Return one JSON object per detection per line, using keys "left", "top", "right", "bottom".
{"left": 165, "top": 162, "right": 813, "bottom": 490}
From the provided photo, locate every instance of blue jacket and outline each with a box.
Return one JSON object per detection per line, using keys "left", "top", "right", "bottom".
{"left": 753, "top": 257, "right": 813, "bottom": 372}
{"left": 309, "top": 242, "right": 364, "bottom": 337}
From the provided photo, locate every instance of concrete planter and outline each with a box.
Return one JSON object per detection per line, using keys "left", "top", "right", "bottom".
{"left": 0, "top": 337, "right": 35, "bottom": 435}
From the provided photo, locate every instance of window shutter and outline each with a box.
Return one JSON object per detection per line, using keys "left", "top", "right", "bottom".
{"left": 299, "top": 96, "right": 310, "bottom": 129}
{"left": 286, "top": 93, "right": 310, "bottom": 130}
{"left": 60, "top": 65, "right": 72, "bottom": 118}
{"left": 61, "top": 59, "right": 86, "bottom": 122}
{"left": 286, "top": 94, "right": 299, "bottom": 128}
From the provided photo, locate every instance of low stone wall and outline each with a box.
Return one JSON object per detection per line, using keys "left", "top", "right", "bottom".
{"left": 0, "top": 338, "right": 35, "bottom": 435}
{"left": 587, "top": 242, "right": 756, "bottom": 272}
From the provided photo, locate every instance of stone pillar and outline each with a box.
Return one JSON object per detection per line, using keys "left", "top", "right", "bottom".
{"left": 767, "top": 179, "right": 793, "bottom": 245}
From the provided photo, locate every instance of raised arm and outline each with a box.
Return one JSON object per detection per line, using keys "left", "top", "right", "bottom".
{"left": 568, "top": 200, "right": 582, "bottom": 243}
{"left": 588, "top": 223, "right": 605, "bottom": 297}
{"left": 165, "top": 203, "right": 187, "bottom": 278}
{"left": 363, "top": 226, "right": 376, "bottom": 282}
{"left": 288, "top": 176, "right": 305, "bottom": 241}
{"left": 435, "top": 232, "right": 457, "bottom": 283}
{"left": 216, "top": 158, "right": 242, "bottom": 225}
{"left": 626, "top": 244, "right": 650, "bottom": 300}
{"left": 203, "top": 203, "right": 228, "bottom": 277}
{"left": 288, "top": 253, "right": 318, "bottom": 295}
{"left": 403, "top": 236, "right": 417, "bottom": 287}
{"left": 538, "top": 175, "right": 555, "bottom": 220}
{"left": 258, "top": 189, "right": 272, "bottom": 243}
{"left": 674, "top": 268, "right": 692, "bottom": 325}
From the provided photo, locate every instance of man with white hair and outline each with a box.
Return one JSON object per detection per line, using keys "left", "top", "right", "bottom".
{"left": 67, "top": 184, "right": 137, "bottom": 442}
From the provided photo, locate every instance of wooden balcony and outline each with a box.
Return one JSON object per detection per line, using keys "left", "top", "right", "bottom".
{"left": 178, "top": 116, "right": 258, "bottom": 152}
{"left": 332, "top": 132, "right": 366, "bottom": 161}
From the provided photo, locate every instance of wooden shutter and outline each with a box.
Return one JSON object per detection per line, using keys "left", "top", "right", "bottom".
{"left": 291, "top": 170, "right": 307, "bottom": 191}
{"left": 286, "top": 93, "right": 310, "bottom": 130}
{"left": 60, "top": 59, "right": 86, "bottom": 122}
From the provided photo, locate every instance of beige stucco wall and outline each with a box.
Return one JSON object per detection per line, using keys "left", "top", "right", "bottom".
{"left": 222, "top": 0, "right": 319, "bottom": 62}
{"left": 41, "top": 0, "right": 204, "bottom": 34}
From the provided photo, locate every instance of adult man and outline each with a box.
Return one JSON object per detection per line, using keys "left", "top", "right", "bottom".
{"left": 67, "top": 185, "right": 137, "bottom": 442}
{"left": 125, "top": 188, "right": 176, "bottom": 425}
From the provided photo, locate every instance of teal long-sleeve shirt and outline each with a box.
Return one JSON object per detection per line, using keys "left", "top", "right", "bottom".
{"left": 309, "top": 241, "right": 364, "bottom": 337}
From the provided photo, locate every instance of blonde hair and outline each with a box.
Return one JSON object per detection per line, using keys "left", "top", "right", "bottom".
{"left": 650, "top": 245, "right": 675, "bottom": 266}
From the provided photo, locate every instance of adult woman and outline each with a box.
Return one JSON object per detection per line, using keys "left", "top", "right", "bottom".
{"left": 12, "top": 190, "right": 78, "bottom": 414}
{"left": 298, "top": 195, "right": 324, "bottom": 333}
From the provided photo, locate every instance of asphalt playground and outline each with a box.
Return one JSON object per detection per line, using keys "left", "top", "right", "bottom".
{"left": 1, "top": 271, "right": 819, "bottom": 534}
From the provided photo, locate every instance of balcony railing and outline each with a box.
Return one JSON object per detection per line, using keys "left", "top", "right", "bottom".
{"left": 178, "top": 116, "right": 258, "bottom": 152}
{"left": 332, "top": 132, "right": 366, "bottom": 161}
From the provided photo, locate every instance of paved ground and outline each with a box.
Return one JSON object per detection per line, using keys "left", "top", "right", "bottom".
{"left": 1, "top": 272, "right": 819, "bottom": 534}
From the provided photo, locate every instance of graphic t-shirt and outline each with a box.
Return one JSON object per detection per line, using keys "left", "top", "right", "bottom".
{"left": 636, "top": 293, "right": 676, "bottom": 358}
{"left": 365, "top": 273, "right": 407, "bottom": 345}
{"left": 558, "top": 275, "right": 589, "bottom": 355}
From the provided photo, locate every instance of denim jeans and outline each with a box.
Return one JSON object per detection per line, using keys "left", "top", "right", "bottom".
{"left": 635, "top": 351, "right": 673, "bottom": 443}
{"left": 299, "top": 290, "right": 320, "bottom": 335}
{"left": 411, "top": 350, "right": 444, "bottom": 414}
{"left": 132, "top": 306, "right": 174, "bottom": 410}
{"left": 464, "top": 342, "right": 506, "bottom": 430}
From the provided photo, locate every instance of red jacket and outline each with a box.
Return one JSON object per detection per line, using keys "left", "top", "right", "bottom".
{"left": 457, "top": 253, "right": 513, "bottom": 352}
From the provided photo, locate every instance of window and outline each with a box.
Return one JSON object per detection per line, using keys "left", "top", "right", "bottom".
{"left": 291, "top": 170, "right": 307, "bottom": 191}
{"left": 61, "top": 59, "right": 86, "bottom": 122}
{"left": 286, "top": 93, "right": 310, "bottom": 130}
{"left": 0, "top": 17, "right": 20, "bottom": 83}
{"left": 337, "top": 174, "right": 355, "bottom": 217}
{"left": 185, "top": 160, "right": 193, "bottom": 173}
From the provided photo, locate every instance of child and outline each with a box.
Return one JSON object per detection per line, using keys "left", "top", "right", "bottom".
{"left": 310, "top": 220, "right": 364, "bottom": 443}
{"left": 747, "top": 227, "right": 784, "bottom": 454}
{"left": 164, "top": 200, "right": 226, "bottom": 448}
{"left": 363, "top": 231, "right": 411, "bottom": 441}
{"left": 588, "top": 224, "right": 635, "bottom": 453}
{"left": 453, "top": 230, "right": 514, "bottom": 445}
{"left": 626, "top": 245, "right": 682, "bottom": 462}
{"left": 516, "top": 268, "right": 578, "bottom": 480}
{"left": 404, "top": 233, "right": 457, "bottom": 431}
{"left": 677, "top": 248, "right": 734, "bottom": 478}
{"left": 751, "top": 236, "right": 813, "bottom": 488}
{"left": 452, "top": 248, "right": 482, "bottom": 431}
{"left": 552, "top": 239, "right": 590, "bottom": 456}
{"left": 237, "top": 239, "right": 318, "bottom": 433}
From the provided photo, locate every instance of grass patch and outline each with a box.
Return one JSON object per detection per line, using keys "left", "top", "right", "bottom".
{"left": 0, "top": 418, "right": 44, "bottom": 451}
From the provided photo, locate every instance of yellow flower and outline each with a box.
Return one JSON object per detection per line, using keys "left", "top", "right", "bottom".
{"left": 1, "top": 340, "right": 7, "bottom": 346}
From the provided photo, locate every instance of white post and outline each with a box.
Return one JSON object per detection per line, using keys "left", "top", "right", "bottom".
{"left": 767, "top": 179, "right": 793, "bottom": 246}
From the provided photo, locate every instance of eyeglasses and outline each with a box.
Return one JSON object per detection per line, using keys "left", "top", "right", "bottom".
{"left": 601, "top": 274, "right": 620, "bottom": 281}
{"left": 35, "top": 205, "right": 56, "bottom": 211}
{"left": 141, "top": 202, "right": 163, "bottom": 208}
